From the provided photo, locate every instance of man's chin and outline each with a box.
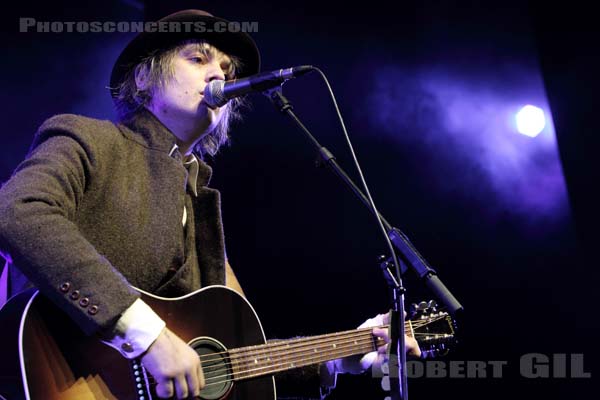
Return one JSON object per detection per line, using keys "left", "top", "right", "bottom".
{"left": 197, "top": 102, "right": 221, "bottom": 118}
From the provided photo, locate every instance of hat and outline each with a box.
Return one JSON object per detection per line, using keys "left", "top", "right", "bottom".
{"left": 109, "top": 9, "right": 260, "bottom": 98}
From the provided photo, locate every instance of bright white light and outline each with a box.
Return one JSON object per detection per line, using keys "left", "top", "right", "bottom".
{"left": 516, "top": 105, "right": 546, "bottom": 137}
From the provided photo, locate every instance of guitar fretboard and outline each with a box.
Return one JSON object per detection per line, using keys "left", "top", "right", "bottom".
{"left": 201, "top": 323, "right": 413, "bottom": 383}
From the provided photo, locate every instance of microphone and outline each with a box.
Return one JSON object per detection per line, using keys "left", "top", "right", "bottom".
{"left": 204, "top": 65, "right": 313, "bottom": 108}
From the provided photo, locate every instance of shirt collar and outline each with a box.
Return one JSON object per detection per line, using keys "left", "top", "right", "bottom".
{"left": 183, "top": 152, "right": 200, "bottom": 196}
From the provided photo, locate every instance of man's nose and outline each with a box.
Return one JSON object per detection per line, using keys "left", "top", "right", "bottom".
{"left": 205, "top": 60, "right": 226, "bottom": 82}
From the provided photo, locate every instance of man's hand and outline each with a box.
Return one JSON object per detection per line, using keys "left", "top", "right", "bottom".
{"left": 333, "top": 312, "right": 421, "bottom": 375}
{"left": 141, "top": 327, "right": 204, "bottom": 399}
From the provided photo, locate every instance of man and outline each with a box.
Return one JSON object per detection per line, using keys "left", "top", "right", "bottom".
{"left": 0, "top": 9, "right": 419, "bottom": 399}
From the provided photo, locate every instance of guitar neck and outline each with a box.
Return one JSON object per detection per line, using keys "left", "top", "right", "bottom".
{"left": 221, "top": 323, "right": 413, "bottom": 381}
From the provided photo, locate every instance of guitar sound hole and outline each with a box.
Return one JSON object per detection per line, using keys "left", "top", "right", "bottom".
{"left": 189, "top": 337, "right": 234, "bottom": 400}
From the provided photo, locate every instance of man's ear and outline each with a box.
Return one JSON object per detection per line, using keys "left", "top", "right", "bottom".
{"left": 134, "top": 64, "right": 150, "bottom": 91}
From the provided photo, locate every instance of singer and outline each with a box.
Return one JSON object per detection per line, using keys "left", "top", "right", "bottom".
{"left": 0, "top": 9, "right": 419, "bottom": 400}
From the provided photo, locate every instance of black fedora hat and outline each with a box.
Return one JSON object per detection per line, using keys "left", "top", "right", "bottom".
{"left": 109, "top": 9, "right": 260, "bottom": 98}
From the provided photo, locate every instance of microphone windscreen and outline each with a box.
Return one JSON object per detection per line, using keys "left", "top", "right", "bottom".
{"left": 204, "top": 80, "right": 227, "bottom": 108}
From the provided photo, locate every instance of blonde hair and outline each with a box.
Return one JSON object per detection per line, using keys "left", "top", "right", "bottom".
{"left": 114, "top": 40, "right": 244, "bottom": 157}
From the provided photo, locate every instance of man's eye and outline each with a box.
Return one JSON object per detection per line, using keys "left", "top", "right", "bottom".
{"left": 191, "top": 56, "right": 205, "bottom": 63}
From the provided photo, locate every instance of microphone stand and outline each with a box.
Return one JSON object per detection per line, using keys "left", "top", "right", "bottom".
{"left": 379, "top": 255, "right": 407, "bottom": 400}
{"left": 264, "top": 88, "right": 463, "bottom": 399}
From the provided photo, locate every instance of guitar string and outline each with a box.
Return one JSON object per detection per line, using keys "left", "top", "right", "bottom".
{"left": 141, "top": 334, "right": 380, "bottom": 386}
{"left": 143, "top": 332, "right": 450, "bottom": 386}
{"left": 204, "top": 336, "right": 383, "bottom": 382}
{"left": 198, "top": 319, "right": 449, "bottom": 379}
{"left": 143, "top": 334, "right": 381, "bottom": 385}
{"left": 201, "top": 343, "right": 395, "bottom": 388}
{"left": 197, "top": 314, "right": 446, "bottom": 367}
{"left": 141, "top": 318, "right": 451, "bottom": 389}
{"left": 140, "top": 315, "right": 449, "bottom": 388}
{"left": 196, "top": 316, "right": 443, "bottom": 365}
{"left": 146, "top": 340, "right": 383, "bottom": 389}
{"left": 201, "top": 325, "right": 388, "bottom": 368}
{"left": 197, "top": 315, "right": 448, "bottom": 376}
{"left": 204, "top": 330, "right": 450, "bottom": 376}
{"left": 199, "top": 325, "right": 394, "bottom": 375}
{"left": 201, "top": 322, "right": 452, "bottom": 387}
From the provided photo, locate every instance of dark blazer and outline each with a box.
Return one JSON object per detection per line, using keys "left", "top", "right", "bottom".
{"left": 0, "top": 110, "right": 325, "bottom": 399}
{"left": 0, "top": 110, "right": 226, "bottom": 335}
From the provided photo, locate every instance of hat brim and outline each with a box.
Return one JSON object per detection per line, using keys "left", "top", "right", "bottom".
{"left": 109, "top": 10, "right": 260, "bottom": 98}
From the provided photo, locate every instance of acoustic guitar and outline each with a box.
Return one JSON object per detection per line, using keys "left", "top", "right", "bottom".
{"left": 0, "top": 285, "right": 455, "bottom": 399}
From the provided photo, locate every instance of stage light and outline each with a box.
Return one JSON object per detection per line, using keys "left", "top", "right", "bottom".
{"left": 516, "top": 105, "right": 546, "bottom": 137}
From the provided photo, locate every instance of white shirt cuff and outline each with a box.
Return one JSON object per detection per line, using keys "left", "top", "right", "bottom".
{"left": 101, "top": 298, "right": 166, "bottom": 359}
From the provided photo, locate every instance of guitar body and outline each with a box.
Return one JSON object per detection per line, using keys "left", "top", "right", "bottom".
{"left": 0, "top": 286, "right": 276, "bottom": 400}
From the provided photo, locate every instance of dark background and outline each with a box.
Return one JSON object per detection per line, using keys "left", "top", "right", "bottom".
{"left": 2, "top": 1, "right": 598, "bottom": 399}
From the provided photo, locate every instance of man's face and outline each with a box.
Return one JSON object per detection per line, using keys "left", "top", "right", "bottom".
{"left": 149, "top": 43, "right": 234, "bottom": 136}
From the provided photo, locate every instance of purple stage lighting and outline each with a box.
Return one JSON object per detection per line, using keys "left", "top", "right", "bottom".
{"left": 516, "top": 105, "right": 546, "bottom": 137}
